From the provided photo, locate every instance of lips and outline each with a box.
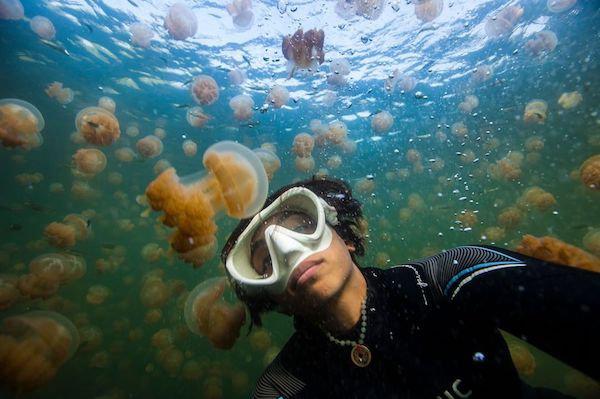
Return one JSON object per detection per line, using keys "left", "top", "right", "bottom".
{"left": 289, "top": 258, "right": 323, "bottom": 291}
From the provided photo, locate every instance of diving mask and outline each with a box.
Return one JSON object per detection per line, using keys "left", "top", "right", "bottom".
{"left": 225, "top": 187, "right": 339, "bottom": 295}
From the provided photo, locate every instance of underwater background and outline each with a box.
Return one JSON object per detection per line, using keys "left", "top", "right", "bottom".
{"left": 0, "top": 0, "right": 599, "bottom": 397}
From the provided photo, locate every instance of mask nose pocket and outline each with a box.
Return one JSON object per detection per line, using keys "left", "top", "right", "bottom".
{"left": 265, "top": 225, "right": 311, "bottom": 271}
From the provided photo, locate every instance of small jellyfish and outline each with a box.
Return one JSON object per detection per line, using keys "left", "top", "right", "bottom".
{"left": 30, "top": 16, "right": 56, "bottom": 40}
{"left": 45, "top": 82, "right": 74, "bottom": 105}
{"left": 579, "top": 155, "right": 600, "bottom": 190}
{"left": 485, "top": 4, "right": 524, "bottom": 38}
{"left": 98, "top": 96, "right": 116, "bottom": 114}
{"left": 115, "top": 147, "right": 136, "bottom": 162}
{"left": 471, "top": 65, "right": 493, "bottom": 84}
{"left": 266, "top": 85, "right": 289, "bottom": 109}
{"left": 145, "top": 141, "right": 268, "bottom": 266}
{"left": 490, "top": 152, "right": 523, "bottom": 182}
{"left": 154, "top": 127, "right": 167, "bottom": 140}
{"left": 15, "top": 172, "right": 43, "bottom": 186}
{"left": 325, "top": 120, "right": 348, "bottom": 145}
{"left": 371, "top": 111, "right": 394, "bottom": 134}
{"left": 458, "top": 95, "right": 479, "bottom": 113}
{"left": 28, "top": 253, "right": 86, "bottom": 285}
{"left": 72, "top": 148, "right": 107, "bottom": 178}
{"left": 355, "top": 178, "right": 375, "bottom": 194}
{"left": 558, "top": 91, "right": 582, "bottom": 109}
{"left": 164, "top": 2, "right": 198, "bottom": 41}
{"left": 0, "top": 98, "right": 45, "bottom": 150}
{"left": 191, "top": 75, "right": 219, "bottom": 106}
{"left": 186, "top": 106, "right": 210, "bottom": 128}
{"left": 228, "top": 69, "right": 246, "bottom": 86}
{"left": 523, "top": 100, "right": 548, "bottom": 124}
{"left": 295, "top": 155, "right": 315, "bottom": 173}
{"left": 406, "top": 149, "right": 421, "bottom": 164}
{"left": 153, "top": 159, "right": 171, "bottom": 175}
{"left": 226, "top": 0, "right": 254, "bottom": 30}
{"left": 86, "top": 285, "right": 110, "bottom": 305}
{"left": 327, "top": 58, "right": 350, "bottom": 87}
{"left": 140, "top": 274, "right": 170, "bottom": 308}
{"left": 229, "top": 94, "right": 254, "bottom": 121}
{"left": 75, "top": 106, "right": 120, "bottom": 146}
{"left": 292, "top": 133, "right": 315, "bottom": 158}
{"left": 524, "top": 30, "right": 558, "bottom": 57}
{"left": 484, "top": 226, "right": 506, "bottom": 242}
{"left": 184, "top": 277, "right": 246, "bottom": 350}
{"left": 414, "top": 0, "right": 443, "bottom": 23}
{"left": 125, "top": 123, "right": 140, "bottom": 137}
{"left": 384, "top": 69, "right": 416, "bottom": 92}
{"left": 547, "top": 0, "right": 577, "bottom": 13}
{"left": 253, "top": 148, "right": 281, "bottom": 181}
{"left": 136, "top": 135, "right": 164, "bottom": 159}
{"left": 0, "top": 0, "right": 24, "bottom": 20}
{"left": 457, "top": 211, "right": 478, "bottom": 228}
{"left": 141, "top": 243, "right": 165, "bottom": 263}
{"left": 524, "top": 136, "right": 544, "bottom": 152}
{"left": 327, "top": 155, "right": 342, "bottom": 169}
{"left": 517, "top": 186, "right": 556, "bottom": 212}
{"left": 130, "top": 22, "right": 154, "bottom": 48}
{"left": 44, "top": 214, "right": 90, "bottom": 248}
{"left": 183, "top": 139, "right": 197, "bottom": 157}
{"left": 335, "top": 0, "right": 384, "bottom": 20}
{"left": 281, "top": 28, "right": 325, "bottom": 77}
{"left": 0, "top": 274, "right": 20, "bottom": 310}
{"left": 407, "top": 193, "right": 425, "bottom": 211}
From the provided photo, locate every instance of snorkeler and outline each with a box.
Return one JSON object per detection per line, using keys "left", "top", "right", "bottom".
{"left": 221, "top": 176, "right": 600, "bottom": 399}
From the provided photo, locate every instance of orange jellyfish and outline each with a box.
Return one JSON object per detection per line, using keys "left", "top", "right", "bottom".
{"left": 524, "top": 136, "right": 544, "bottom": 152}
{"left": 371, "top": 111, "right": 394, "bottom": 134}
{"left": 414, "top": 0, "right": 443, "bottom": 23}
{"left": 523, "top": 99, "right": 548, "bottom": 124}
{"left": 30, "top": 16, "right": 56, "bottom": 40}
{"left": 580, "top": 155, "right": 600, "bottom": 190}
{"left": 15, "top": 172, "right": 43, "bottom": 186}
{"left": 86, "top": 285, "right": 110, "bottom": 305}
{"left": 253, "top": 148, "right": 281, "bottom": 180}
{"left": 72, "top": 148, "right": 107, "bottom": 178}
{"left": 266, "top": 85, "right": 289, "bottom": 109}
{"left": 154, "top": 127, "right": 167, "bottom": 139}
{"left": 0, "top": 274, "right": 20, "bottom": 310}
{"left": 451, "top": 121, "right": 468, "bottom": 139}
{"left": 75, "top": 106, "right": 120, "bottom": 146}
{"left": 325, "top": 120, "right": 348, "bottom": 145}
{"left": 183, "top": 139, "right": 197, "bottom": 157}
{"left": 0, "top": 311, "right": 79, "bottom": 392}
{"left": 547, "top": 0, "right": 577, "bottom": 13}
{"left": 125, "top": 122, "right": 140, "bottom": 137}
{"left": 327, "top": 155, "right": 342, "bottom": 170}
{"left": 130, "top": 22, "right": 154, "bottom": 48}
{"left": 187, "top": 106, "right": 210, "bottom": 128}
{"left": 517, "top": 186, "right": 556, "bottom": 211}
{"left": 154, "top": 159, "right": 171, "bottom": 175}
{"left": 516, "top": 235, "right": 600, "bottom": 273}
{"left": 136, "top": 135, "right": 163, "bottom": 159}
{"left": 406, "top": 148, "right": 421, "bottom": 164}
{"left": 485, "top": 4, "right": 524, "bottom": 38}
{"left": 29, "top": 253, "right": 86, "bottom": 285}
{"left": 458, "top": 95, "right": 479, "bottom": 113}
{"left": 141, "top": 243, "right": 165, "bottom": 263}
{"left": 558, "top": 91, "right": 582, "bottom": 109}
{"left": 98, "top": 96, "right": 116, "bottom": 114}
{"left": 229, "top": 94, "right": 254, "bottom": 121}
{"left": 140, "top": 273, "right": 171, "bottom": 309}
{"left": 44, "top": 214, "right": 90, "bottom": 248}
{"left": 292, "top": 133, "right": 315, "bottom": 158}
{"left": 0, "top": 0, "right": 24, "bottom": 20}
{"left": 281, "top": 28, "right": 325, "bottom": 77}
{"left": 226, "top": 0, "right": 254, "bottom": 29}
{"left": 145, "top": 141, "right": 268, "bottom": 267}
{"left": 498, "top": 206, "right": 523, "bottom": 229}
{"left": 0, "top": 98, "right": 45, "bottom": 150}
{"left": 355, "top": 177, "right": 375, "bottom": 194}
{"left": 114, "top": 147, "right": 136, "bottom": 162}
{"left": 164, "top": 2, "right": 198, "bottom": 40}
{"left": 45, "top": 82, "right": 74, "bottom": 106}
{"left": 525, "top": 30, "right": 558, "bottom": 57}
{"left": 184, "top": 277, "right": 246, "bottom": 350}
{"left": 191, "top": 75, "right": 219, "bottom": 106}
{"left": 295, "top": 155, "right": 315, "bottom": 173}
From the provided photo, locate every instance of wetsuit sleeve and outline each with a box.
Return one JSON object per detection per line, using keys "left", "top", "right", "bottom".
{"left": 252, "top": 355, "right": 307, "bottom": 399}
{"left": 409, "top": 245, "right": 600, "bottom": 381}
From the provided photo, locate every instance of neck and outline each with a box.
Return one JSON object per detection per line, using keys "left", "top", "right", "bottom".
{"left": 313, "top": 264, "right": 367, "bottom": 336}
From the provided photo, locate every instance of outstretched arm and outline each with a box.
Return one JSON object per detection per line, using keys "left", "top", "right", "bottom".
{"left": 409, "top": 245, "right": 600, "bottom": 381}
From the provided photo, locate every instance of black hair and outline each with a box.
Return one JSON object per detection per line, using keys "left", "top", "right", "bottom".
{"left": 220, "top": 175, "right": 367, "bottom": 332}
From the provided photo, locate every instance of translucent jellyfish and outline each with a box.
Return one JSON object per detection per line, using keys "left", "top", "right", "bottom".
{"left": 71, "top": 180, "right": 100, "bottom": 200}
{"left": 86, "top": 285, "right": 110, "bottom": 305}
{"left": 457, "top": 211, "right": 478, "bottom": 228}
{"left": 483, "top": 226, "right": 506, "bottom": 242}
{"left": 490, "top": 152, "right": 523, "bottom": 181}
{"left": 157, "top": 345, "right": 184, "bottom": 376}
{"left": 226, "top": 0, "right": 254, "bottom": 29}
{"left": 29, "top": 253, "right": 86, "bottom": 285}
{"left": 229, "top": 94, "right": 254, "bottom": 121}
{"left": 141, "top": 243, "right": 165, "bottom": 263}
{"left": 17, "top": 271, "right": 60, "bottom": 299}
{"left": 471, "top": 65, "right": 493, "bottom": 84}
{"left": 0, "top": 311, "right": 79, "bottom": 392}
{"left": 154, "top": 127, "right": 166, "bottom": 140}
{"left": 558, "top": 91, "right": 582, "bottom": 109}
{"left": 459, "top": 149, "right": 476, "bottom": 164}
{"left": 327, "top": 155, "right": 342, "bottom": 169}
{"left": 371, "top": 111, "right": 394, "bottom": 134}
{"left": 151, "top": 328, "right": 174, "bottom": 348}
{"left": 184, "top": 277, "right": 246, "bottom": 350}
{"left": 384, "top": 69, "right": 416, "bottom": 92}
{"left": 15, "top": 172, "right": 43, "bottom": 186}
{"left": 136, "top": 135, "right": 163, "bottom": 159}
{"left": 125, "top": 122, "right": 139, "bottom": 137}
{"left": 281, "top": 28, "right": 325, "bottom": 77}
{"left": 325, "top": 120, "right": 347, "bottom": 145}
{"left": 0, "top": 98, "right": 45, "bottom": 150}
{"left": 516, "top": 235, "right": 600, "bottom": 273}
{"left": 458, "top": 95, "right": 479, "bottom": 113}
{"left": 140, "top": 274, "right": 171, "bottom": 308}
{"left": 523, "top": 100, "right": 548, "bottom": 124}
{"left": 508, "top": 342, "right": 536, "bottom": 377}
{"left": 115, "top": 147, "right": 136, "bottom": 162}
{"left": 295, "top": 155, "right": 315, "bottom": 173}
{"left": 406, "top": 149, "right": 421, "bottom": 164}
{"left": 75, "top": 106, "right": 120, "bottom": 146}
{"left": 452, "top": 122, "right": 468, "bottom": 139}
{"left": 525, "top": 31, "right": 558, "bottom": 58}
{"left": 70, "top": 130, "right": 84, "bottom": 144}
{"left": 191, "top": 75, "right": 219, "bottom": 105}
{"left": 547, "top": 0, "right": 577, "bottom": 13}
{"left": 145, "top": 141, "right": 268, "bottom": 267}
{"left": 183, "top": 139, "right": 197, "bottom": 157}
{"left": 144, "top": 308, "right": 162, "bottom": 324}
{"left": 266, "top": 85, "right": 289, "bottom": 109}
{"left": 583, "top": 229, "right": 600, "bottom": 257}
{"left": 322, "top": 90, "right": 337, "bottom": 107}
{"left": 98, "top": 96, "right": 116, "bottom": 114}
{"left": 327, "top": 58, "right": 350, "bottom": 87}
{"left": 517, "top": 186, "right": 556, "bottom": 212}
{"left": 485, "top": 5, "right": 524, "bottom": 38}
{"left": 228, "top": 69, "right": 246, "bottom": 86}
{"left": 154, "top": 159, "right": 171, "bottom": 175}
{"left": 414, "top": 0, "right": 443, "bottom": 23}
{"left": 253, "top": 148, "right": 281, "bottom": 180}
{"left": 30, "top": 16, "right": 56, "bottom": 40}
{"left": 186, "top": 106, "right": 210, "bottom": 128}
{"left": 0, "top": 274, "right": 20, "bottom": 310}
{"left": 72, "top": 148, "right": 107, "bottom": 178}
{"left": 164, "top": 2, "right": 198, "bottom": 40}
{"left": 408, "top": 193, "right": 425, "bottom": 211}
{"left": 335, "top": 0, "right": 384, "bottom": 20}
{"left": 45, "top": 82, "right": 74, "bottom": 106}
{"left": 0, "top": 0, "right": 23, "bottom": 20}
{"left": 579, "top": 154, "right": 600, "bottom": 190}
{"left": 355, "top": 177, "right": 375, "bottom": 194}
{"left": 292, "top": 133, "right": 315, "bottom": 158}
{"left": 130, "top": 22, "right": 154, "bottom": 48}
{"left": 44, "top": 213, "right": 90, "bottom": 248}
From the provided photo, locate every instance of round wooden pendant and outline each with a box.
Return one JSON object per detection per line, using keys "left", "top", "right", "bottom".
{"left": 351, "top": 344, "right": 371, "bottom": 367}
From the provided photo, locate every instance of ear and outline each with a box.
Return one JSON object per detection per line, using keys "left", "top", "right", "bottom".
{"left": 346, "top": 243, "right": 356, "bottom": 253}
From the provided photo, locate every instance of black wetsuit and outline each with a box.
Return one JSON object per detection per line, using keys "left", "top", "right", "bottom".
{"left": 252, "top": 245, "right": 600, "bottom": 399}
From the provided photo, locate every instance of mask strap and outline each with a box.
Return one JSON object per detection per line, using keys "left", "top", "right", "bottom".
{"left": 318, "top": 198, "right": 339, "bottom": 226}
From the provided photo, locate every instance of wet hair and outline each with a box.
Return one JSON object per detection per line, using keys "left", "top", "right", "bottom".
{"left": 220, "top": 175, "right": 367, "bottom": 331}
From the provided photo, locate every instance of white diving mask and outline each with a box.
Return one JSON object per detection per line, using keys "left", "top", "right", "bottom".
{"left": 225, "top": 187, "right": 339, "bottom": 295}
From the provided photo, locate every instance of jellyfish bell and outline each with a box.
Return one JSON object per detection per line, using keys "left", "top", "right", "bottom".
{"left": 45, "top": 82, "right": 74, "bottom": 106}
{"left": 385, "top": 69, "right": 416, "bottom": 93}
{"left": 371, "top": 111, "right": 394, "bottom": 134}
{"left": 327, "top": 58, "right": 350, "bottom": 87}
{"left": 523, "top": 100, "right": 548, "bottom": 124}
{"left": 414, "top": 0, "right": 443, "bottom": 23}
{"left": 471, "top": 65, "right": 493, "bottom": 84}
{"left": 282, "top": 28, "right": 325, "bottom": 77}
{"left": 125, "top": 122, "right": 139, "bottom": 137}
{"left": 44, "top": 214, "right": 91, "bottom": 248}
{"left": 0, "top": 274, "right": 20, "bottom": 310}
{"left": 86, "top": 285, "right": 110, "bottom": 305}
{"left": 294, "top": 155, "right": 315, "bottom": 173}
{"left": 191, "top": 75, "right": 219, "bottom": 105}
{"left": 485, "top": 4, "right": 524, "bottom": 38}
{"left": 558, "top": 91, "right": 582, "bottom": 109}
{"left": 164, "top": 2, "right": 198, "bottom": 40}
{"left": 228, "top": 69, "right": 246, "bottom": 86}
{"left": 186, "top": 106, "right": 210, "bottom": 129}
{"left": 145, "top": 141, "right": 268, "bottom": 267}
{"left": 136, "top": 135, "right": 164, "bottom": 159}
{"left": 140, "top": 274, "right": 170, "bottom": 308}
{"left": 72, "top": 148, "right": 107, "bottom": 178}
{"left": 130, "top": 22, "right": 154, "bottom": 48}
{"left": 292, "top": 133, "right": 315, "bottom": 158}
{"left": 266, "top": 85, "right": 289, "bottom": 109}
{"left": 253, "top": 148, "right": 281, "bottom": 180}
{"left": 0, "top": 0, "right": 24, "bottom": 20}
{"left": 29, "top": 253, "right": 86, "bottom": 285}
{"left": 30, "top": 16, "right": 56, "bottom": 40}
{"left": 98, "top": 97, "right": 116, "bottom": 114}
{"left": 184, "top": 277, "right": 246, "bottom": 350}
{"left": 75, "top": 106, "right": 120, "bottom": 146}
{"left": 458, "top": 95, "right": 479, "bottom": 113}
{"left": 226, "top": 0, "right": 254, "bottom": 30}
{"left": 579, "top": 154, "right": 600, "bottom": 190}
{"left": 115, "top": 147, "right": 136, "bottom": 162}
{"left": 325, "top": 120, "right": 347, "bottom": 145}
{"left": 524, "top": 30, "right": 558, "bottom": 57}
{"left": 229, "top": 94, "right": 254, "bottom": 121}
{"left": 547, "top": 0, "right": 577, "bottom": 13}
{"left": 0, "top": 98, "right": 45, "bottom": 150}
{"left": 182, "top": 140, "right": 198, "bottom": 157}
